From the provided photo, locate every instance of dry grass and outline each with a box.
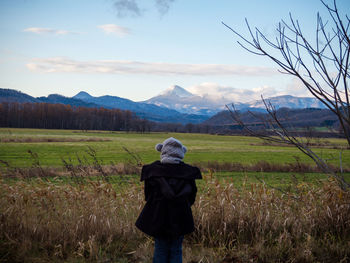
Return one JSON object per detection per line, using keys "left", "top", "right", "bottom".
{"left": 195, "top": 160, "right": 350, "bottom": 174}
{"left": 0, "top": 177, "right": 145, "bottom": 262}
{"left": 0, "top": 137, "right": 111, "bottom": 143}
{"left": 250, "top": 141, "right": 348, "bottom": 150}
{"left": 1, "top": 170, "right": 350, "bottom": 263}
{"left": 191, "top": 177, "right": 350, "bottom": 262}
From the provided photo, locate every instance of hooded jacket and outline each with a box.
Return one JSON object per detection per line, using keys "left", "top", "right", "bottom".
{"left": 135, "top": 161, "right": 202, "bottom": 239}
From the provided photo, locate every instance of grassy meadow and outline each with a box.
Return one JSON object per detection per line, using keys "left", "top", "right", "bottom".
{"left": 1, "top": 128, "right": 349, "bottom": 168}
{"left": 1, "top": 128, "right": 350, "bottom": 263}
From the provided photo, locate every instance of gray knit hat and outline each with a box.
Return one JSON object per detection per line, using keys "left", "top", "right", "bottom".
{"left": 155, "top": 137, "right": 187, "bottom": 164}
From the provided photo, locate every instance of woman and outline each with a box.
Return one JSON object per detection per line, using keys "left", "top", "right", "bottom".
{"left": 135, "top": 137, "right": 202, "bottom": 263}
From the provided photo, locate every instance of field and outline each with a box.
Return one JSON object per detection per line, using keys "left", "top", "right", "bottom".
{"left": 1, "top": 128, "right": 350, "bottom": 262}
{"left": 1, "top": 128, "right": 349, "bottom": 167}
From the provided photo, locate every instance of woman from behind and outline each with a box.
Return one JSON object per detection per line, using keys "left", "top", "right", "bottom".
{"left": 135, "top": 137, "right": 202, "bottom": 263}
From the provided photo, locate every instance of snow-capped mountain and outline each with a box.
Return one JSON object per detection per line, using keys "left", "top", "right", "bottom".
{"left": 144, "top": 85, "right": 228, "bottom": 115}
{"left": 144, "top": 85, "right": 326, "bottom": 116}
{"left": 0, "top": 86, "right": 328, "bottom": 124}
{"left": 160, "top": 85, "right": 194, "bottom": 98}
{"left": 245, "top": 95, "right": 326, "bottom": 109}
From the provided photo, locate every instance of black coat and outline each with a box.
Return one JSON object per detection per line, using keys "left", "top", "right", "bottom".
{"left": 135, "top": 161, "right": 202, "bottom": 239}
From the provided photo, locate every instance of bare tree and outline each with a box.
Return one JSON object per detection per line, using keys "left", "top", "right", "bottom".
{"left": 223, "top": 0, "right": 349, "bottom": 145}
{"left": 223, "top": 0, "right": 350, "bottom": 190}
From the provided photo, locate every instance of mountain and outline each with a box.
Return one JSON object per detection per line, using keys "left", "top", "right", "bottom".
{"left": 144, "top": 85, "right": 226, "bottom": 116}
{"left": 160, "top": 85, "right": 194, "bottom": 98}
{"left": 0, "top": 89, "right": 100, "bottom": 108}
{"left": 74, "top": 91, "right": 94, "bottom": 101}
{"left": 0, "top": 88, "right": 209, "bottom": 124}
{"left": 144, "top": 86, "right": 327, "bottom": 116}
{"left": 243, "top": 95, "right": 326, "bottom": 110}
{"left": 0, "top": 87, "right": 329, "bottom": 125}
{"left": 0, "top": 89, "right": 40, "bottom": 103}
{"left": 72, "top": 91, "right": 208, "bottom": 123}
{"left": 37, "top": 94, "right": 100, "bottom": 108}
{"left": 204, "top": 108, "right": 338, "bottom": 128}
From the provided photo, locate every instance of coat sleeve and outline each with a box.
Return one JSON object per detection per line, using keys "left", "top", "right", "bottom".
{"left": 188, "top": 167, "right": 201, "bottom": 205}
{"left": 188, "top": 179, "right": 197, "bottom": 206}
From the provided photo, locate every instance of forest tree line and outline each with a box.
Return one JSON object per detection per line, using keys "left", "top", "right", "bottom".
{"left": 1, "top": 102, "right": 341, "bottom": 137}
{"left": 0, "top": 102, "right": 154, "bottom": 132}
{"left": 0, "top": 102, "right": 215, "bottom": 133}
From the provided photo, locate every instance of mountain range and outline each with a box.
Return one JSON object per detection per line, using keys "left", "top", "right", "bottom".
{"left": 0, "top": 86, "right": 327, "bottom": 124}
{"left": 144, "top": 85, "right": 326, "bottom": 115}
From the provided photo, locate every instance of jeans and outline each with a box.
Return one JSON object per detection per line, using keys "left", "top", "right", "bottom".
{"left": 153, "top": 236, "right": 184, "bottom": 263}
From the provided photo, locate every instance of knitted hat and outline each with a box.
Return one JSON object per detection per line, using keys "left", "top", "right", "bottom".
{"left": 155, "top": 137, "right": 187, "bottom": 164}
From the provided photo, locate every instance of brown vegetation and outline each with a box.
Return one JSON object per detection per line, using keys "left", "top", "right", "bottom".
{"left": 1, "top": 158, "right": 348, "bottom": 180}
{"left": 194, "top": 160, "right": 350, "bottom": 174}
{"left": 1, "top": 170, "right": 349, "bottom": 262}
{"left": 190, "top": 178, "right": 350, "bottom": 262}
{"left": 250, "top": 141, "right": 347, "bottom": 150}
{"left": 0, "top": 137, "right": 111, "bottom": 143}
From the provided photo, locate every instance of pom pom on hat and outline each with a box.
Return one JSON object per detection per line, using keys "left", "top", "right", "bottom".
{"left": 155, "top": 143, "right": 163, "bottom": 152}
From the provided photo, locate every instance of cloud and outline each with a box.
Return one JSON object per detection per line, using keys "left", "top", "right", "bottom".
{"left": 155, "top": 0, "right": 175, "bottom": 15}
{"left": 188, "top": 83, "right": 281, "bottom": 103}
{"left": 97, "top": 24, "right": 130, "bottom": 37}
{"left": 23, "top": 27, "right": 79, "bottom": 35}
{"left": 26, "top": 57, "right": 279, "bottom": 77}
{"left": 113, "top": 0, "right": 176, "bottom": 17}
{"left": 284, "top": 77, "right": 314, "bottom": 97}
{"left": 187, "top": 81, "right": 316, "bottom": 103}
{"left": 113, "top": 0, "right": 143, "bottom": 17}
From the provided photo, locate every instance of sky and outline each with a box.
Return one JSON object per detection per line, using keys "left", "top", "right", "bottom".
{"left": 0, "top": 0, "right": 349, "bottom": 103}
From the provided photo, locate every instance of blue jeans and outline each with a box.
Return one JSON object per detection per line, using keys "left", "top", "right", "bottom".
{"left": 153, "top": 236, "right": 184, "bottom": 263}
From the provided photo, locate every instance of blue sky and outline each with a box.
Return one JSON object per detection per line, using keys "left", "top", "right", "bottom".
{"left": 1, "top": 0, "right": 349, "bottom": 102}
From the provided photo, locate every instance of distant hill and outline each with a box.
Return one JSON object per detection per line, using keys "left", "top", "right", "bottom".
{"left": 1, "top": 87, "right": 331, "bottom": 126}
{"left": 0, "top": 89, "right": 40, "bottom": 103}
{"left": 37, "top": 94, "right": 100, "bottom": 108}
{"left": 0, "top": 89, "right": 100, "bottom": 108}
{"left": 0, "top": 88, "right": 209, "bottom": 124}
{"left": 72, "top": 91, "right": 208, "bottom": 123}
{"left": 73, "top": 91, "right": 176, "bottom": 115}
{"left": 204, "top": 108, "right": 338, "bottom": 128}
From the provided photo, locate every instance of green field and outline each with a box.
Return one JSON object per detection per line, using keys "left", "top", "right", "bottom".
{"left": 1, "top": 128, "right": 350, "bottom": 262}
{"left": 0, "top": 128, "right": 349, "bottom": 168}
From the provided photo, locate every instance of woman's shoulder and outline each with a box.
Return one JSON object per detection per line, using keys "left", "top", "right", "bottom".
{"left": 141, "top": 161, "right": 201, "bottom": 181}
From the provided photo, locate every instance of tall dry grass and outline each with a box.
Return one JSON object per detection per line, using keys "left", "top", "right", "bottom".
{"left": 0, "top": 177, "right": 145, "bottom": 262}
{"left": 1, "top": 172, "right": 350, "bottom": 262}
{"left": 191, "top": 178, "right": 350, "bottom": 262}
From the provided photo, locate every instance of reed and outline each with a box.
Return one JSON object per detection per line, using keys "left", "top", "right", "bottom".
{"left": 0, "top": 177, "right": 144, "bottom": 262}
{"left": 194, "top": 159, "right": 349, "bottom": 173}
{"left": 0, "top": 136, "right": 111, "bottom": 143}
{"left": 1, "top": 171, "right": 349, "bottom": 262}
{"left": 190, "top": 177, "right": 350, "bottom": 262}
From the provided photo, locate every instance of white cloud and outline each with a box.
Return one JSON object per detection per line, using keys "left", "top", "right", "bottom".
{"left": 284, "top": 77, "right": 314, "bottom": 97}
{"left": 23, "top": 27, "right": 79, "bottom": 35}
{"left": 97, "top": 24, "right": 130, "bottom": 37}
{"left": 26, "top": 57, "right": 278, "bottom": 76}
{"left": 187, "top": 82, "right": 282, "bottom": 103}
